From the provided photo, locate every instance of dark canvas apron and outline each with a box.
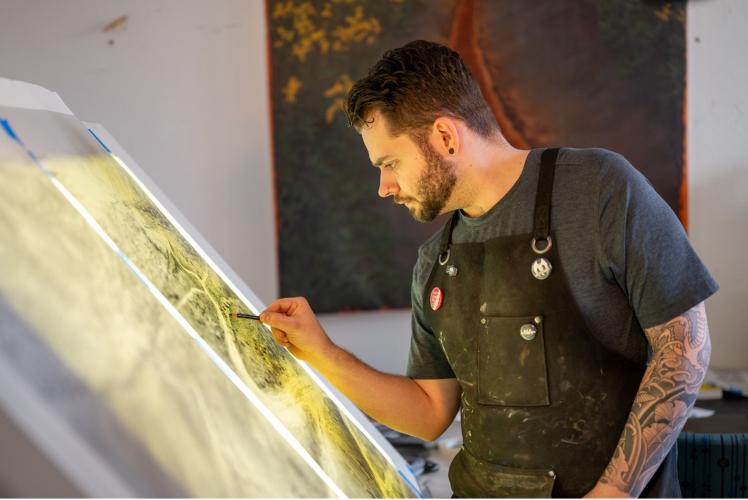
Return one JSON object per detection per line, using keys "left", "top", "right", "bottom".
{"left": 423, "top": 148, "right": 645, "bottom": 497}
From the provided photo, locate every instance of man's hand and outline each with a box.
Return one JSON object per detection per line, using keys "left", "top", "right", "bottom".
{"left": 260, "top": 297, "right": 335, "bottom": 364}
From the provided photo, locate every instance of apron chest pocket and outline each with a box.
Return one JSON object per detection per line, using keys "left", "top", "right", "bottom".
{"left": 477, "top": 315, "right": 550, "bottom": 406}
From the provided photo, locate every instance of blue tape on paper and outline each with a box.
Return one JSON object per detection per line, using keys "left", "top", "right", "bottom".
{"left": 2, "top": 118, "right": 40, "bottom": 163}
{"left": 398, "top": 469, "right": 425, "bottom": 498}
{"left": 1, "top": 118, "right": 20, "bottom": 143}
{"left": 88, "top": 128, "right": 112, "bottom": 154}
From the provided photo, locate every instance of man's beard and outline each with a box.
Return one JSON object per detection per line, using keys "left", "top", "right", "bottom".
{"left": 398, "top": 138, "right": 457, "bottom": 222}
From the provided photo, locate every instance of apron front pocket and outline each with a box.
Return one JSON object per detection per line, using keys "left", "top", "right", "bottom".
{"left": 477, "top": 315, "right": 550, "bottom": 406}
{"left": 449, "top": 448, "right": 556, "bottom": 498}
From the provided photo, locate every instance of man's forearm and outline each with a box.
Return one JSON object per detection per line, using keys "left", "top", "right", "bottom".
{"left": 259, "top": 298, "right": 456, "bottom": 441}
{"left": 596, "top": 303, "right": 710, "bottom": 497}
{"left": 309, "top": 344, "right": 448, "bottom": 441}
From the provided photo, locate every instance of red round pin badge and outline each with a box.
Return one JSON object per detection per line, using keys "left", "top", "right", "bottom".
{"left": 430, "top": 287, "right": 444, "bottom": 311}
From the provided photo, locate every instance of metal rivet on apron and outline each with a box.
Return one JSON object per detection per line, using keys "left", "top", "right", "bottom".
{"left": 480, "top": 317, "right": 487, "bottom": 325}
{"left": 531, "top": 257, "right": 552, "bottom": 280}
{"left": 446, "top": 265, "right": 458, "bottom": 277}
{"left": 534, "top": 315, "right": 543, "bottom": 325}
{"left": 520, "top": 324, "right": 537, "bottom": 341}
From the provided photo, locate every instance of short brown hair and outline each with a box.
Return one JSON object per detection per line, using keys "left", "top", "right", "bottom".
{"left": 346, "top": 40, "right": 498, "bottom": 138}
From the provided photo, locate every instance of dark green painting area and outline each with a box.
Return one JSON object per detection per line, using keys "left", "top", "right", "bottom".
{"left": 267, "top": 0, "right": 685, "bottom": 313}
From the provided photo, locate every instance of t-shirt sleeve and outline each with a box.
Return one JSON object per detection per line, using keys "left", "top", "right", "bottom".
{"left": 405, "top": 251, "right": 456, "bottom": 379}
{"left": 596, "top": 150, "right": 719, "bottom": 329}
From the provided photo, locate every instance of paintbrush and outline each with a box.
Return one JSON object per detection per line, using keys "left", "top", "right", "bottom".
{"left": 231, "top": 312, "right": 262, "bottom": 321}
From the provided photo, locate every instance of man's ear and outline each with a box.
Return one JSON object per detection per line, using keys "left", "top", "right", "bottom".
{"left": 433, "top": 117, "right": 460, "bottom": 155}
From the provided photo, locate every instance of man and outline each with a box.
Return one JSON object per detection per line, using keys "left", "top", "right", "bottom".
{"left": 261, "top": 40, "right": 718, "bottom": 497}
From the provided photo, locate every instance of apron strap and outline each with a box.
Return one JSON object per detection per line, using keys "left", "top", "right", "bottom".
{"left": 439, "top": 147, "right": 560, "bottom": 261}
{"left": 438, "top": 210, "right": 460, "bottom": 265}
{"left": 532, "top": 148, "right": 560, "bottom": 247}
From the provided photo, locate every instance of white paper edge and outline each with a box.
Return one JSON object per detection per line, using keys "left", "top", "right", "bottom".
{"left": 0, "top": 78, "right": 73, "bottom": 115}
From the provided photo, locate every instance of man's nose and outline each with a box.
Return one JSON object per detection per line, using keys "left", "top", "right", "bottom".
{"left": 378, "top": 171, "right": 399, "bottom": 198}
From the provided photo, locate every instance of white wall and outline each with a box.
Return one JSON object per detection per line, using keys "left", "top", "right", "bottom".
{"left": 688, "top": 0, "right": 748, "bottom": 370}
{"left": 0, "top": 0, "right": 278, "bottom": 305}
{"left": 0, "top": 0, "right": 744, "bottom": 372}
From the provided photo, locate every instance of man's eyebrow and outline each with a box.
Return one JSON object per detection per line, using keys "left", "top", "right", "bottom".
{"left": 372, "top": 155, "right": 393, "bottom": 167}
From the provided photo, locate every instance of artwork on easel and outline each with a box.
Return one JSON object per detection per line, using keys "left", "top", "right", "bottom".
{"left": 0, "top": 78, "right": 419, "bottom": 497}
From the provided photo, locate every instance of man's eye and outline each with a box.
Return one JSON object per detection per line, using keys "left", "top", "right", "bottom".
{"left": 384, "top": 162, "right": 396, "bottom": 170}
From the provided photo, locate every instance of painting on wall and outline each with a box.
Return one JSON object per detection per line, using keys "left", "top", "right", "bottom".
{"left": 267, "top": 0, "right": 686, "bottom": 313}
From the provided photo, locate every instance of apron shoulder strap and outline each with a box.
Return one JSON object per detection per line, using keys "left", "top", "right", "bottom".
{"left": 439, "top": 147, "right": 561, "bottom": 260}
{"left": 532, "top": 148, "right": 560, "bottom": 244}
{"left": 438, "top": 211, "right": 460, "bottom": 264}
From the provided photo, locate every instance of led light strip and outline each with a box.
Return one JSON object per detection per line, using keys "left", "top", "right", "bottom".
{"left": 2, "top": 119, "right": 347, "bottom": 499}
{"left": 88, "top": 129, "right": 420, "bottom": 494}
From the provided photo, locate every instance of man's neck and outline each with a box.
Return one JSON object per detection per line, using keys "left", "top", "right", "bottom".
{"left": 455, "top": 142, "right": 531, "bottom": 218}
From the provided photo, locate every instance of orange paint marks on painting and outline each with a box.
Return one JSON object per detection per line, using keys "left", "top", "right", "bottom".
{"left": 283, "top": 76, "right": 303, "bottom": 103}
{"left": 323, "top": 75, "right": 354, "bottom": 124}
{"left": 449, "top": 0, "right": 529, "bottom": 149}
{"left": 265, "top": 0, "right": 283, "bottom": 282}
{"left": 679, "top": 45, "right": 689, "bottom": 231}
{"left": 271, "top": 1, "right": 381, "bottom": 63}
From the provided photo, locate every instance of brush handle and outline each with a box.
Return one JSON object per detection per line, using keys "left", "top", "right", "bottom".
{"left": 232, "top": 313, "right": 261, "bottom": 320}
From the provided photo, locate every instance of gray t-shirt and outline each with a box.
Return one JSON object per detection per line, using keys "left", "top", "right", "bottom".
{"left": 407, "top": 147, "right": 719, "bottom": 379}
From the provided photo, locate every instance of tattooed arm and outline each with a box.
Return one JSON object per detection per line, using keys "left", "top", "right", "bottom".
{"left": 586, "top": 302, "right": 711, "bottom": 498}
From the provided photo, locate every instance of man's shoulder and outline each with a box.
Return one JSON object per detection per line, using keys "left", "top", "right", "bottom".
{"left": 555, "top": 147, "right": 652, "bottom": 210}
{"left": 558, "top": 146, "right": 642, "bottom": 182}
{"left": 556, "top": 146, "right": 627, "bottom": 171}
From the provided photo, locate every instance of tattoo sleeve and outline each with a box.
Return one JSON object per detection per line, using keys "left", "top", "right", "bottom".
{"left": 598, "top": 302, "right": 711, "bottom": 497}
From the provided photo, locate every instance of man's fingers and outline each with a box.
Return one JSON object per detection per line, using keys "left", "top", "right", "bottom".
{"left": 261, "top": 297, "right": 317, "bottom": 353}
{"left": 271, "top": 327, "right": 288, "bottom": 344}
{"left": 260, "top": 310, "right": 297, "bottom": 331}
